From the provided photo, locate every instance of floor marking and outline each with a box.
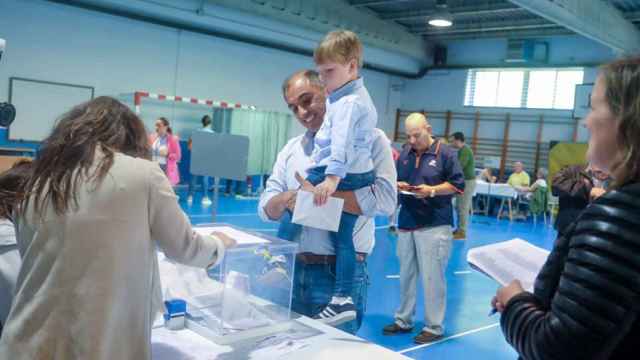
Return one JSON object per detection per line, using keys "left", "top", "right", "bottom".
{"left": 376, "top": 225, "right": 390, "bottom": 230}
{"left": 398, "top": 323, "right": 500, "bottom": 354}
{"left": 386, "top": 275, "right": 400, "bottom": 279}
{"left": 454, "top": 271, "right": 472, "bottom": 275}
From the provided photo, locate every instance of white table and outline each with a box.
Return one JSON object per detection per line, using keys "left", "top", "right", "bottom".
{"left": 473, "top": 180, "right": 520, "bottom": 221}
{"left": 152, "top": 315, "right": 409, "bottom": 359}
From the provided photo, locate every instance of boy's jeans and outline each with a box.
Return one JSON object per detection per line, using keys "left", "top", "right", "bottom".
{"left": 277, "top": 166, "right": 374, "bottom": 297}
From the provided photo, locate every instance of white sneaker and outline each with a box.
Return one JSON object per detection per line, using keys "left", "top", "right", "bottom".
{"left": 186, "top": 195, "right": 193, "bottom": 204}
{"left": 202, "top": 197, "right": 212, "bottom": 205}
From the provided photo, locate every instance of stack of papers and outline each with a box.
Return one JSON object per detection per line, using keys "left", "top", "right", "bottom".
{"left": 467, "top": 238, "right": 550, "bottom": 292}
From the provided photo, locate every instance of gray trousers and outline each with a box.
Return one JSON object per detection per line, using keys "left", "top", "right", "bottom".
{"left": 455, "top": 180, "right": 476, "bottom": 232}
{"left": 394, "top": 225, "right": 452, "bottom": 335}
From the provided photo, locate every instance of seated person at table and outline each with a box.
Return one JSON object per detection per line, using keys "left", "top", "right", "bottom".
{"left": 521, "top": 168, "right": 548, "bottom": 200}
{"left": 478, "top": 167, "right": 497, "bottom": 183}
{"left": 507, "top": 161, "right": 530, "bottom": 189}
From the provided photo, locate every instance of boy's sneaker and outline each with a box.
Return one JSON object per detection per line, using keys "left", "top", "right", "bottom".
{"left": 313, "top": 297, "right": 356, "bottom": 326}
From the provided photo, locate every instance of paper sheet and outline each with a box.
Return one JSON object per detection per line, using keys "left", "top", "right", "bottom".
{"left": 467, "top": 238, "right": 550, "bottom": 292}
{"left": 195, "top": 226, "right": 269, "bottom": 245}
{"left": 399, "top": 190, "right": 418, "bottom": 196}
{"left": 291, "top": 190, "right": 344, "bottom": 233}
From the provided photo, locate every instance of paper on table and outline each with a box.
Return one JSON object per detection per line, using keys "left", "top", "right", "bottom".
{"left": 291, "top": 190, "right": 344, "bottom": 233}
{"left": 466, "top": 238, "right": 550, "bottom": 292}
{"left": 195, "top": 226, "right": 269, "bottom": 245}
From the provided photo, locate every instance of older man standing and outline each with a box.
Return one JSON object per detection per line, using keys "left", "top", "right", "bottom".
{"left": 382, "top": 113, "right": 464, "bottom": 344}
{"left": 259, "top": 70, "right": 396, "bottom": 334}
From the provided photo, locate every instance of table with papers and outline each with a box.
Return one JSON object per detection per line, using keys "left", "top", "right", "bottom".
{"left": 473, "top": 180, "right": 521, "bottom": 221}
{"left": 153, "top": 224, "right": 409, "bottom": 360}
{"left": 152, "top": 315, "right": 409, "bottom": 360}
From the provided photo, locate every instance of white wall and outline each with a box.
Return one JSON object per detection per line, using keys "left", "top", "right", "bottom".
{"left": 0, "top": 0, "right": 399, "bottom": 143}
{"left": 398, "top": 35, "right": 616, "bottom": 144}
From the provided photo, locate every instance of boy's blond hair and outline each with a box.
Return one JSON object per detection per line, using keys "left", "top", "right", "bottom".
{"left": 314, "top": 30, "right": 363, "bottom": 68}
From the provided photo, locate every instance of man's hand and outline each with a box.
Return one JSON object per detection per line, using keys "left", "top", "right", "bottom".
{"left": 313, "top": 175, "right": 340, "bottom": 206}
{"left": 286, "top": 192, "right": 297, "bottom": 212}
{"left": 398, "top": 181, "right": 412, "bottom": 191}
{"left": 590, "top": 187, "right": 606, "bottom": 201}
{"left": 211, "top": 231, "right": 237, "bottom": 249}
{"left": 412, "top": 184, "right": 434, "bottom": 199}
{"left": 294, "top": 172, "right": 315, "bottom": 192}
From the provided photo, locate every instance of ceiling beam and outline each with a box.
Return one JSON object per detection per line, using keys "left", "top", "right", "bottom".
{"left": 350, "top": 0, "right": 410, "bottom": 7}
{"left": 507, "top": 0, "right": 640, "bottom": 54}
{"left": 419, "top": 23, "right": 561, "bottom": 36}
{"left": 382, "top": 4, "right": 525, "bottom": 21}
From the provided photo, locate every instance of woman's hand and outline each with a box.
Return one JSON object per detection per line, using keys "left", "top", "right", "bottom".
{"left": 493, "top": 280, "right": 525, "bottom": 313}
{"left": 211, "top": 231, "right": 237, "bottom": 249}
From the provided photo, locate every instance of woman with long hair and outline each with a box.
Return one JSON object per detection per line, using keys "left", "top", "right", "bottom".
{"left": 150, "top": 116, "right": 181, "bottom": 186}
{"left": 0, "top": 160, "right": 32, "bottom": 335}
{"left": 0, "top": 97, "right": 234, "bottom": 359}
{"left": 493, "top": 57, "right": 640, "bottom": 359}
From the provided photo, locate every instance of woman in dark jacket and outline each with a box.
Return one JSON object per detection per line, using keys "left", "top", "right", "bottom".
{"left": 492, "top": 57, "right": 640, "bottom": 359}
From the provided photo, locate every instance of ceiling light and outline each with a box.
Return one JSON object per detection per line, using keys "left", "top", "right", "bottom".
{"left": 428, "top": 0, "right": 453, "bottom": 27}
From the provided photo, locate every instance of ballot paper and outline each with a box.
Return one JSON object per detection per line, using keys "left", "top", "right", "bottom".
{"left": 291, "top": 190, "right": 344, "bottom": 233}
{"left": 467, "top": 238, "right": 550, "bottom": 292}
{"left": 195, "top": 226, "right": 269, "bottom": 245}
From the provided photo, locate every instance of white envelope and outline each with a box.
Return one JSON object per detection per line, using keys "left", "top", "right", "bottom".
{"left": 291, "top": 190, "right": 345, "bottom": 232}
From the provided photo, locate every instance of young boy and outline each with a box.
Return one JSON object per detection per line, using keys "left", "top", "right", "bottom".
{"left": 279, "top": 30, "right": 377, "bottom": 325}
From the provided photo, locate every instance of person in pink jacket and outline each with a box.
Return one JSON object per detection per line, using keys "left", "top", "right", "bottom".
{"left": 149, "top": 117, "right": 181, "bottom": 186}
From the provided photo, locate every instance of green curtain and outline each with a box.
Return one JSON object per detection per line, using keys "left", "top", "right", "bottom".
{"left": 230, "top": 109, "right": 292, "bottom": 175}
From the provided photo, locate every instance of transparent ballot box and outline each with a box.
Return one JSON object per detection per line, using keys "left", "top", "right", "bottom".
{"left": 158, "top": 224, "right": 298, "bottom": 344}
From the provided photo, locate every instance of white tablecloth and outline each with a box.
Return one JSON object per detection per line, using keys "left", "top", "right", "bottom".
{"left": 473, "top": 180, "right": 518, "bottom": 199}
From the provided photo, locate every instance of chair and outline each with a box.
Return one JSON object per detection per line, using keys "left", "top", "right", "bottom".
{"left": 529, "top": 186, "right": 549, "bottom": 225}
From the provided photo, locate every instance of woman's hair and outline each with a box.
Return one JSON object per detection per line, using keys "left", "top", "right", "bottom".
{"left": 537, "top": 168, "right": 548, "bottom": 179}
{"left": 601, "top": 57, "right": 640, "bottom": 187}
{"left": 24, "top": 96, "right": 150, "bottom": 216}
{"left": 158, "top": 117, "right": 173, "bottom": 135}
{"left": 0, "top": 160, "right": 33, "bottom": 220}
{"left": 201, "top": 115, "right": 212, "bottom": 127}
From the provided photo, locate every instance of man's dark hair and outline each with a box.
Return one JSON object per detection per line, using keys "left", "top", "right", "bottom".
{"left": 452, "top": 132, "right": 465, "bottom": 142}
{"left": 201, "top": 115, "right": 212, "bottom": 127}
{"left": 282, "top": 70, "right": 323, "bottom": 97}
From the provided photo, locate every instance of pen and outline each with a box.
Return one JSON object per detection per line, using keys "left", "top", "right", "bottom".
{"left": 488, "top": 308, "right": 498, "bottom": 316}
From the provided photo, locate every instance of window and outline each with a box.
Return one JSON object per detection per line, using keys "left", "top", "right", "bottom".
{"left": 465, "top": 68, "right": 584, "bottom": 110}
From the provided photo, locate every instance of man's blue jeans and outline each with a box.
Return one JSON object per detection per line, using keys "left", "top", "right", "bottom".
{"left": 278, "top": 167, "right": 375, "bottom": 297}
{"left": 292, "top": 260, "right": 369, "bottom": 334}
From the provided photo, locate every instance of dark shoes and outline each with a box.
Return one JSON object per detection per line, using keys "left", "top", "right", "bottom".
{"left": 413, "top": 331, "right": 443, "bottom": 344}
{"left": 383, "top": 323, "right": 443, "bottom": 344}
{"left": 452, "top": 230, "right": 466, "bottom": 240}
{"left": 382, "top": 323, "right": 413, "bottom": 335}
{"left": 313, "top": 299, "right": 357, "bottom": 326}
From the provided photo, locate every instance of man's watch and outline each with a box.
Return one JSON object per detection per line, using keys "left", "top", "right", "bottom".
{"left": 430, "top": 188, "right": 437, "bottom": 198}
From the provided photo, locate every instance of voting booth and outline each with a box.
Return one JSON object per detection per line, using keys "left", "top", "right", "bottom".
{"left": 158, "top": 224, "right": 297, "bottom": 344}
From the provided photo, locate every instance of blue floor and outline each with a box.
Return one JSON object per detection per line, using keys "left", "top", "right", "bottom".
{"left": 179, "top": 191, "right": 557, "bottom": 359}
